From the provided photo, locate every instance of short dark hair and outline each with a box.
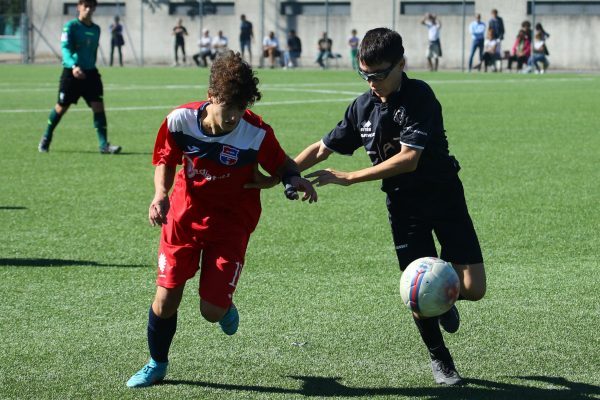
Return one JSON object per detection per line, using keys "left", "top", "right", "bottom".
{"left": 79, "top": 0, "right": 97, "bottom": 5}
{"left": 358, "top": 28, "right": 404, "bottom": 66}
{"left": 208, "top": 51, "right": 261, "bottom": 109}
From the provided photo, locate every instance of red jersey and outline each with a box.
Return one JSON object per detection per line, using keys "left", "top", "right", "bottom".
{"left": 153, "top": 101, "right": 287, "bottom": 238}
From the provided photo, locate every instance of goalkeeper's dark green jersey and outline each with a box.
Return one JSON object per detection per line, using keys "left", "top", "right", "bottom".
{"left": 61, "top": 19, "right": 100, "bottom": 70}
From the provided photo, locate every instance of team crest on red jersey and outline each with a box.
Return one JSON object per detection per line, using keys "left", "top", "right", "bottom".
{"left": 220, "top": 145, "right": 240, "bottom": 165}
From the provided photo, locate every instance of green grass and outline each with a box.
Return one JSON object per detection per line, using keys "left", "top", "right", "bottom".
{"left": 1, "top": 64, "right": 599, "bottom": 399}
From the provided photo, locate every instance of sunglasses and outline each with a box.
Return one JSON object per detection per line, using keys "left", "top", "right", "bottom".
{"left": 357, "top": 62, "right": 398, "bottom": 82}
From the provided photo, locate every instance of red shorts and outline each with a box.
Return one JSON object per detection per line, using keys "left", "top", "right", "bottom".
{"left": 156, "top": 228, "right": 249, "bottom": 309}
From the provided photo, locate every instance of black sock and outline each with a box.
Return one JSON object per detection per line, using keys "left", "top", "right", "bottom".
{"left": 412, "top": 315, "right": 451, "bottom": 361}
{"left": 147, "top": 306, "right": 177, "bottom": 363}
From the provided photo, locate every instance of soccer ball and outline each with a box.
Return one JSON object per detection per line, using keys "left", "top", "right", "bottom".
{"left": 399, "top": 257, "right": 460, "bottom": 318}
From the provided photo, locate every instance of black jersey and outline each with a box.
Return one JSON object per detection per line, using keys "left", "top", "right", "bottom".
{"left": 322, "top": 72, "right": 460, "bottom": 193}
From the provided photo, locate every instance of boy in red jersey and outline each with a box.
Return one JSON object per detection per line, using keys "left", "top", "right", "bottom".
{"left": 127, "top": 51, "right": 317, "bottom": 388}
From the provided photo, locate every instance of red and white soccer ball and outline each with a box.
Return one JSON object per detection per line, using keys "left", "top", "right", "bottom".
{"left": 399, "top": 257, "right": 460, "bottom": 318}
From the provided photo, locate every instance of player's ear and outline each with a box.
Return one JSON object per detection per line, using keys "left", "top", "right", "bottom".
{"left": 398, "top": 57, "right": 406, "bottom": 71}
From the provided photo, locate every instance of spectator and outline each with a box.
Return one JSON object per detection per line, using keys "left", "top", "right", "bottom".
{"left": 507, "top": 29, "right": 531, "bottom": 72}
{"left": 172, "top": 19, "right": 188, "bottom": 66}
{"left": 109, "top": 15, "right": 124, "bottom": 67}
{"left": 262, "top": 31, "right": 281, "bottom": 68}
{"left": 211, "top": 30, "right": 228, "bottom": 59}
{"left": 315, "top": 32, "right": 333, "bottom": 68}
{"left": 525, "top": 30, "right": 549, "bottom": 74}
{"left": 535, "top": 22, "right": 550, "bottom": 56}
{"left": 482, "top": 28, "right": 498, "bottom": 72}
{"left": 348, "top": 29, "right": 360, "bottom": 70}
{"left": 239, "top": 14, "right": 254, "bottom": 64}
{"left": 488, "top": 9, "right": 504, "bottom": 70}
{"left": 284, "top": 29, "right": 302, "bottom": 68}
{"left": 421, "top": 13, "right": 442, "bottom": 72}
{"left": 521, "top": 20, "right": 533, "bottom": 42}
{"left": 468, "top": 13, "right": 486, "bottom": 71}
{"left": 192, "top": 28, "right": 212, "bottom": 67}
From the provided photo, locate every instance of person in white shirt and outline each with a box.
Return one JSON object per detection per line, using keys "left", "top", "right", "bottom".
{"left": 421, "top": 13, "right": 441, "bottom": 71}
{"left": 263, "top": 31, "right": 281, "bottom": 68}
{"left": 193, "top": 29, "right": 213, "bottom": 67}
{"left": 482, "top": 28, "right": 498, "bottom": 72}
{"left": 211, "top": 30, "right": 228, "bottom": 59}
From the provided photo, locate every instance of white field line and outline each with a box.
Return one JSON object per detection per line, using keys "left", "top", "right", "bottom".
{"left": 0, "top": 76, "right": 594, "bottom": 113}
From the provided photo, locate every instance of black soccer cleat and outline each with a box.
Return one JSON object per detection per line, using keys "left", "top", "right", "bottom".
{"left": 38, "top": 136, "right": 51, "bottom": 153}
{"left": 438, "top": 304, "right": 460, "bottom": 334}
{"left": 431, "top": 358, "right": 463, "bottom": 386}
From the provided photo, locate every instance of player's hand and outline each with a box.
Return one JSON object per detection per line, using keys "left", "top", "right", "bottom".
{"left": 286, "top": 175, "right": 318, "bottom": 203}
{"left": 72, "top": 66, "right": 86, "bottom": 79}
{"left": 243, "top": 164, "right": 280, "bottom": 189}
{"left": 305, "top": 168, "right": 352, "bottom": 187}
{"left": 149, "top": 195, "right": 170, "bottom": 226}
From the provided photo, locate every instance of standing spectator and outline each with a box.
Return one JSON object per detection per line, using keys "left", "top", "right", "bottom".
{"left": 37, "top": 0, "right": 121, "bottom": 154}
{"left": 192, "top": 29, "right": 212, "bottom": 67}
{"left": 125, "top": 50, "right": 317, "bottom": 388}
{"left": 172, "top": 19, "right": 188, "bottom": 66}
{"left": 421, "top": 13, "right": 442, "bottom": 72}
{"left": 284, "top": 29, "right": 302, "bottom": 68}
{"left": 109, "top": 15, "right": 124, "bottom": 67}
{"left": 488, "top": 9, "right": 504, "bottom": 69}
{"left": 315, "top": 32, "right": 333, "bottom": 69}
{"left": 211, "top": 30, "right": 229, "bottom": 59}
{"left": 482, "top": 28, "right": 498, "bottom": 72}
{"left": 348, "top": 29, "right": 360, "bottom": 70}
{"left": 239, "top": 14, "right": 254, "bottom": 64}
{"left": 468, "top": 13, "right": 486, "bottom": 71}
{"left": 526, "top": 30, "right": 549, "bottom": 74}
{"left": 507, "top": 29, "right": 531, "bottom": 71}
{"left": 262, "top": 31, "right": 281, "bottom": 68}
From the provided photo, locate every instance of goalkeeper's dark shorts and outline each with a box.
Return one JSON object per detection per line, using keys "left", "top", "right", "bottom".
{"left": 57, "top": 68, "right": 103, "bottom": 106}
{"left": 386, "top": 174, "right": 483, "bottom": 271}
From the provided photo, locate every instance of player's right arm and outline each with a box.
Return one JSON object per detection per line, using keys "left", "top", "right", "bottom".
{"left": 294, "top": 140, "right": 333, "bottom": 172}
{"left": 149, "top": 164, "right": 176, "bottom": 226}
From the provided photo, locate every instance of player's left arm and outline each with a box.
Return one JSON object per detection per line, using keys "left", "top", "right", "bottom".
{"left": 306, "top": 145, "right": 422, "bottom": 187}
{"left": 276, "top": 156, "right": 318, "bottom": 203}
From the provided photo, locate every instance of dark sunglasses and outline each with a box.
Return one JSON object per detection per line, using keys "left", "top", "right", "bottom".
{"left": 357, "top": 61, "right": 398, "bottom": 82}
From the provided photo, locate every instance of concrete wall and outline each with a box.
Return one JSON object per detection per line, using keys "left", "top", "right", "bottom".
{"left": 29, "top": 0, "right": 600, "bottom": 70}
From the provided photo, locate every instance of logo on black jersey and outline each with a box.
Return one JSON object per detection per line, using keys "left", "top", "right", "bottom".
{"left": 360, "top": 120, "right": 372, "bottom": 132}
{"left": 393, "top": 107, "right": 407, "bottom": 126}
{"left": 220, "top": 145, "right": 240, "bottom": 165}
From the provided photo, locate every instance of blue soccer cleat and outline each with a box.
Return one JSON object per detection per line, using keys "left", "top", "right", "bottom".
{"left": 126, "top": 358, "right": 168, "bottom": 388}
{"left": 218, "top": 304, "right": 239, "bottom": 336}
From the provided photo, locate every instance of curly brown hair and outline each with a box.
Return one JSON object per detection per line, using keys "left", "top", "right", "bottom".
{"left": 208, "top": 51, "right": 261, "bottom": 109}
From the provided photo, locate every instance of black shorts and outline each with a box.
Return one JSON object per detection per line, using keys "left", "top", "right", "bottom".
{"left": 386, "top": 174, "right": 483, "bottom": 270}
{"left": 57, "top": 68, "right": 103, "bottom": 106}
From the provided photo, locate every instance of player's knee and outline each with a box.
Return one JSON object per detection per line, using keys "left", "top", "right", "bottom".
{"left": 152, "top": 302, "right": 177, "bottom": 319}
{"left": 199, "top": 302, "right": 226, "bottom": 323}
{"left": 463, "top": 282, "right": 486, "bottom": 301}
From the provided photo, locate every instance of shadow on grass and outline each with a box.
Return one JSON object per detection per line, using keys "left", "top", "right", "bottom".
{"left": 0, "top": 206, "right": 27, "bottom": 210}
{"left": 160, "top": 375, "right": 600, "bottom": 399}
{"left": 0, "top": 258, "right": 147, "bottom": 268}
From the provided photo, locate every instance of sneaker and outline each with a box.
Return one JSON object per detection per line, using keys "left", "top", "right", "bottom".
{"left": 431, "top": 358, "right": 463, "bottom": 386}
{"left": 126, "top": 358, "right": 168, "bottom": 388}
{"left": 100, "top": 143, "right": 122, "bottom": 154}
{"left": 218, "top": 304, "right": 239, "bottom": 336}
{"left": 438, "top": 305, "right": 460, "bottom": 334}
{"left": 38, "top": 137, "right": 50, "bottom": 153}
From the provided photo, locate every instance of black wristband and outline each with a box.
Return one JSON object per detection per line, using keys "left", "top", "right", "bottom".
{"left": 281, "top": 171, "right": 300, "bottom": 187}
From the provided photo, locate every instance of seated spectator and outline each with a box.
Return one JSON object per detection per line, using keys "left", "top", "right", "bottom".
{"left": 315, "top": 32, "right": 332, "bottom": 69}
{"left": 507, "top": 29, "right": 530, "bottom": 72}
{"left": 211, "top": 30, "right": 229, "bottom": 59}
{"left": 525, "top": 31, "right": 549, "bottom": 73}
{"left": 193, "top": 29, "right": 213, "bottom": 67}
{"left": 262, "top": 31, "right": 281, "bottom": 68}
{"left": 482, "top": 27, "right": 498, "bottom": 72}
{"left": 284, "top": 30, "right": 302, "bottom": 68}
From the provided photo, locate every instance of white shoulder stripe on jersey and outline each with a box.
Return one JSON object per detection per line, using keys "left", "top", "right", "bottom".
{"left": 400, "top": 141, "right": 425, "bottom": 150}
{"left": 167, "top": 108, "right": 267, "bottom": 150}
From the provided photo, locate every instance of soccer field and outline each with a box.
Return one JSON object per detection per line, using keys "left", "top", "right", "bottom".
{"left": 0, "top": 65, "right": 599, "bottom": 400}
